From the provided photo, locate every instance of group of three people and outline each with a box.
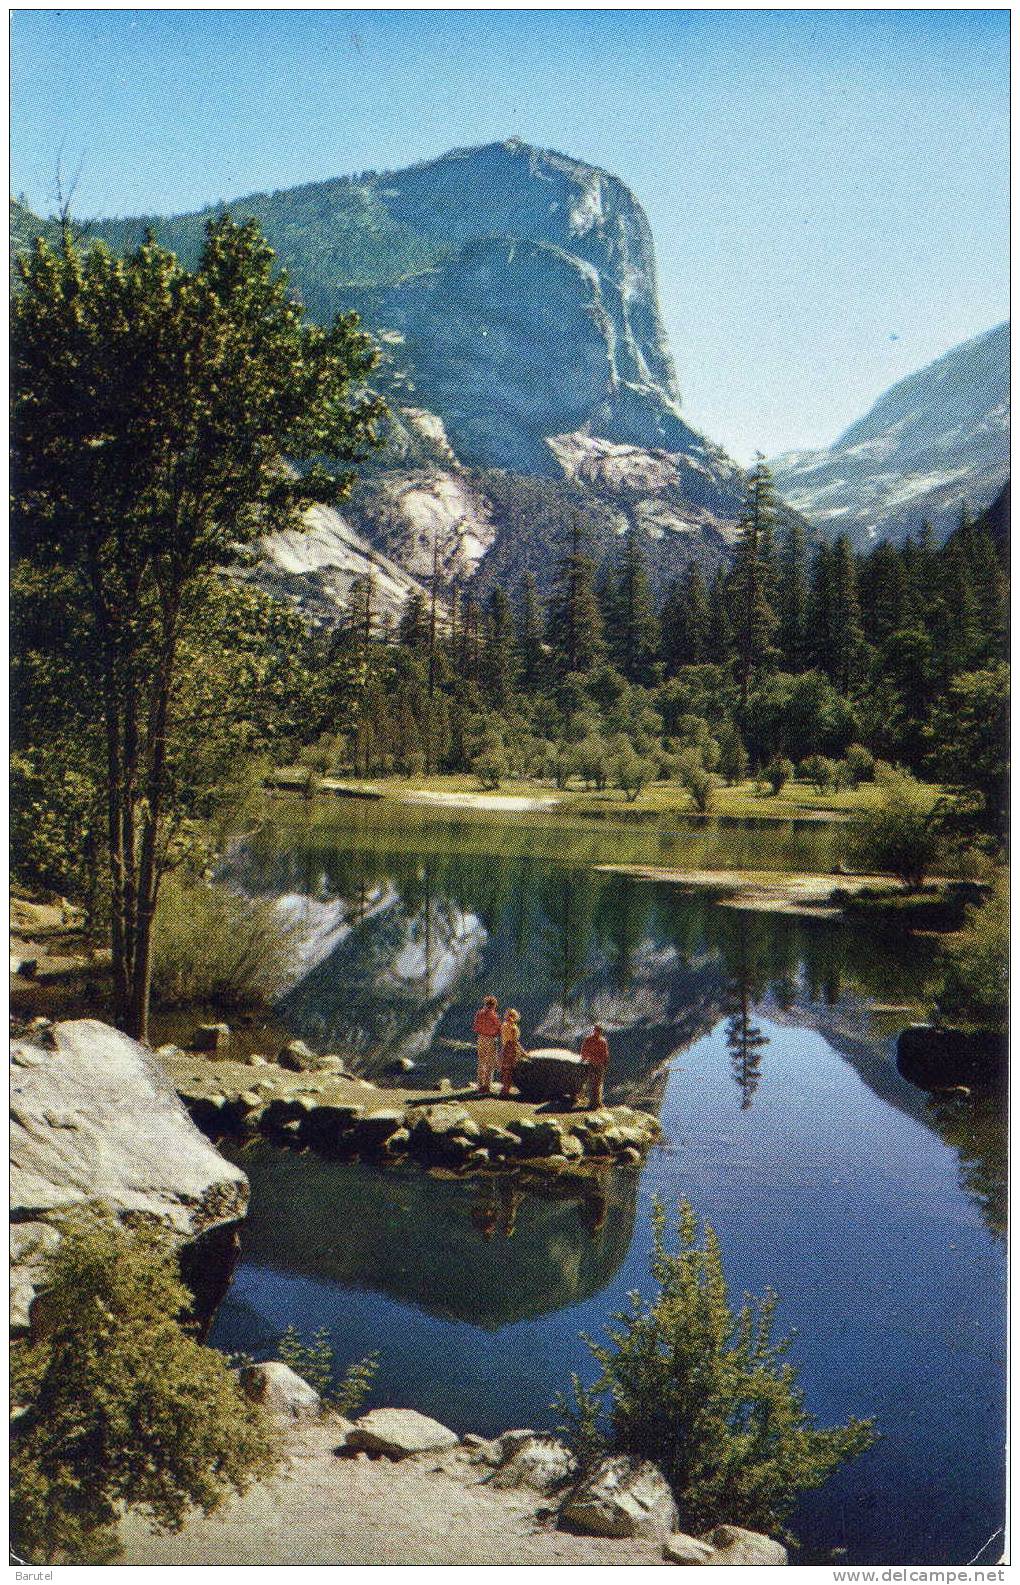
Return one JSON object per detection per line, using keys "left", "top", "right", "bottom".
{"left": 472, "top": 995, "right": 611, "bottom": 1108}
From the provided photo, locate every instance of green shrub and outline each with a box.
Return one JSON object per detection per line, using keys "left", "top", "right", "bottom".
{"left": 764, "top": 755, "right": 794, "bottom": 796}
{"left": 801, "top": 754, "right": 835, "bottom": 793}
{"left": 717, "top": 723, "right": 749, "bottom": 787}
{"left": 152, "top": 875, "right": 304, "bottom": 1009}
{"left": 841, "top": 769, "right": 945, "bottom": 890}
{"left": 676, "top": 749, "right": 714, "bottom": 813}
{"left": 936, "top": 872, "right": 1008, "bottom": 1032}
{"left": 614, "top": 744, "right": 653, "bottom": 802}
{"left": 11, "top": 1213, "right": 277, "bottom": 1563}
{"left": 276, "top": 1324, "right": 379, "bottom": 1418}
{"left": 556, "top": 1200, "right": 876, "bottom": 1541}
{"left": 473, "top": 743, "right": 508, "bottom": 790}
{"left": 843, "top": 744, "right": 875, "bottom": 788}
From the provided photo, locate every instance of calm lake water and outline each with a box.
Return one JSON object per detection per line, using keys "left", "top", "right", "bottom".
{"left": 211, "top": 803, "right": 1006, "bottom": 1566}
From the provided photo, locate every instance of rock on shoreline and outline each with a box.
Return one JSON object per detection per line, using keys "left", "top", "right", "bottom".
{"left": 121, "top": 1373, "right": 788, "bottom": 1566}
{"left": 10, "top": 1017, "right": 250, "bottom": 1332}
{"left": 162, "top": 1044, "right": 663, "bottom": 1176}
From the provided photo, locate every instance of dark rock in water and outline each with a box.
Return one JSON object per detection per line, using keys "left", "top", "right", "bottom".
{"left": 897, "top": 1024, "right": 1007, "bottom": 1092}
{"left": 514, "top": 1049, "right": 587, "bottom": 1102}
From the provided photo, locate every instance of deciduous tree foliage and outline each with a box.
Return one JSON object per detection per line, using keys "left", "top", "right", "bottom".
{"left": 11, "top": 215, "right": 383, "bottom": 1039}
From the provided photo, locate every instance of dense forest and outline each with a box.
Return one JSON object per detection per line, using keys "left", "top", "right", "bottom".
{"left": 275, "top": 465, "right": 1008, "bottom": 821}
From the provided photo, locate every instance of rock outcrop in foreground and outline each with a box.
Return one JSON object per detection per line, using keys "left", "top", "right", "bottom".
{"left": 120, "top": 1382, "right": 789, "bottom": 1566}
{"left": 10, "top": 1018, "right": 249, "bottom": 1331}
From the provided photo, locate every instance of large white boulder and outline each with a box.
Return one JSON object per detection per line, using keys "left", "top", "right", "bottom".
{"left": 10, "top": 1018, "right": 249, "bottom": 1330}
{"left": 345, "top": 1407, "right": 459, "bottom": 1459}
{"left": 238, "top": 1361, "right": 322, "bottom": 1420}
{"left": 560, "top": 1455, "right": 678, "bottom": 1539}
{"left": 490, "top": 1435, "right": 576, "bottom": 1495}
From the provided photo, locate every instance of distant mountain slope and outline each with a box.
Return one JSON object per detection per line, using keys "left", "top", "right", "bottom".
{"left": 771, "top": 323, "right": 1009, "bottom": 545}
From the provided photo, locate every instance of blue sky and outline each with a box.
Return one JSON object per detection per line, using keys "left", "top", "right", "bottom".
{"left": 10, "top": 9, "right": 1009, "bottom": 461}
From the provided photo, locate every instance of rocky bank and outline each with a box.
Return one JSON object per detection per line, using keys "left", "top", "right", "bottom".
{"left": 161, "top": 1036, "right": 663, "bottom": 1174}
{"left": 119, "top": 1389, "right": 788, "bottom": 1567}
{"left": 10, "top": 1018, "right": 249, "bottom": 1333}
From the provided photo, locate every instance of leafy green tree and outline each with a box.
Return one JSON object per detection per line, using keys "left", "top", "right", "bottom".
{"left": 926, "top": 665, "right": 1009, "bottom": 833}
{"left": 474, "top": 740, "right": 509, "bottom": 790}
{"left": 11, "top": 216, "right": 383, "bottom": 1040}
{"left": 11, "top": 1214, "right": 277, "bottom": 1563}
{"left": 557, "top": 1200, "right": 876, "bottom": 1539}
{"left": 842, "top": 768, "right": 946, "bottom": 889}
{"left": 763, "top": 755, "right": 794, "bottom": 796}
{"left": 728, "top": 459, "right": 779, "bottom": 707}
{"left": 801, "top": 754, "right": 835, "bottom": 793}
{"left": 717, "top": 721, "right": 749, "bottom": 786}
{"left": 842, "top": 743, "right": 875, "bottom": 788}
{"left": 676, "top": 749, "right": 714, "bottom": 812}
{"left": 935, "top": 871, "right": 1008, "bottom": 1032}
{"left": 614, "top": 742, "right": 652, "bottom": 802}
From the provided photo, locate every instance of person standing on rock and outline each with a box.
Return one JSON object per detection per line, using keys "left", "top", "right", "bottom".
{"left": 580, "top": 1023, "right": 610, "bottom": 1109}
{"left": 499, "top": 1008, "right": 526, "bottom": 1097}
{"left": 472, "top": 995, "right": 502, "bottom": 1095}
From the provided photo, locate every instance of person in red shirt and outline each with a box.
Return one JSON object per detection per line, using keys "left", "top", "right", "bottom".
{"left": 580, "top": 1023, "right": 610, "bottom": 1109}
{"left": 472, "top": 995, "right": 501, "bottom": 1094}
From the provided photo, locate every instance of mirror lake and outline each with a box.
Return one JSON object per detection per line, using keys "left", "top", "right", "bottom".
{"left": 208, "top": 802, "right": 1005, "bottom": 1566}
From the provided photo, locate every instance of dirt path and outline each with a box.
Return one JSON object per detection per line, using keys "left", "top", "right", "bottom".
{"left": 118, "top": 1423, "right": 665, "bottom": 1567}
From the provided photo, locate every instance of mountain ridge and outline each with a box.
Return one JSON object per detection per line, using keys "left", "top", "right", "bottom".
{"left": 770, "top": 321, "right": 1009, "bottom": 545}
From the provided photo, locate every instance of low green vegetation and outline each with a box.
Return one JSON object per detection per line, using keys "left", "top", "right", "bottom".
{"left": 11, "top": 1214, "right": 278, "bottom": 1564}
{"left": 151, "top": 876, "right": 305, "bottom": 1011}
{"left": 936, "top": 871, "right": 1008, "bottom": 1032}
{"left": 556, "top": 1199, "right": 877, "bottom": 1542}
{"left": 277, "top": 1325, "right": 380, "bottom": 1417}
{"left": 840, "top": 766, "right": 948, "bottom": 889}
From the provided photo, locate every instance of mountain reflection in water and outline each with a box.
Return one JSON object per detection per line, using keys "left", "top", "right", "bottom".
{"left": 212, "top": 807, "right": 1006, "bottom": 1565}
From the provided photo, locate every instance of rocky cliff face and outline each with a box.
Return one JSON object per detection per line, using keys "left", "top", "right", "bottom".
{"left": 10, "top": 1018, "right": 249, "bottom": 1331}
{"left": 24, "top": 142, "right": 750, "bottom": 621}
{"left": 771, "top": 322, "right": 1010, "bottom": 545}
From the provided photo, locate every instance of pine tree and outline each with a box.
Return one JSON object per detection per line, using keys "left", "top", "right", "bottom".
{"left": 728, "top": 459, "right": 779, "bottom": 706}
{"left": 707, "top": 566, "right": 734, "bottom": 664}
{"left": 807, "top": 542, "right": 834, "bottom": 676}
{"left": 517, "top": 573, "right": 546, "bottom": 691}
{"left": 547, "top": 507, "right": 605, "bottom": 675}
{"left": 398, "top": 592, "right": 427, "bottom": 650}
{"left": 613, "top": 527, "right": 660, "bottom": 682}
{"left": 662, "top": 563, "right": 710, "bottom": 671}
{"left": 481, "top": 585, "right": 518, "bottom": 701}
{"left": 777, "top": 517, "right": 809, "bottom": 670}
{"left": 828, "top": 534, "right": 865, "bottom": 692}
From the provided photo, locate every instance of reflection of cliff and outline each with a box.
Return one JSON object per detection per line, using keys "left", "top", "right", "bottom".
{"left": 766, "top": 995, "right": 1006, "bottom": 1238}
{"left": 278, "top": 895, "right": 486, "bottom": 1063}
{"left": 226, "top": 1145, "right": 637, "bottom": 1330}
